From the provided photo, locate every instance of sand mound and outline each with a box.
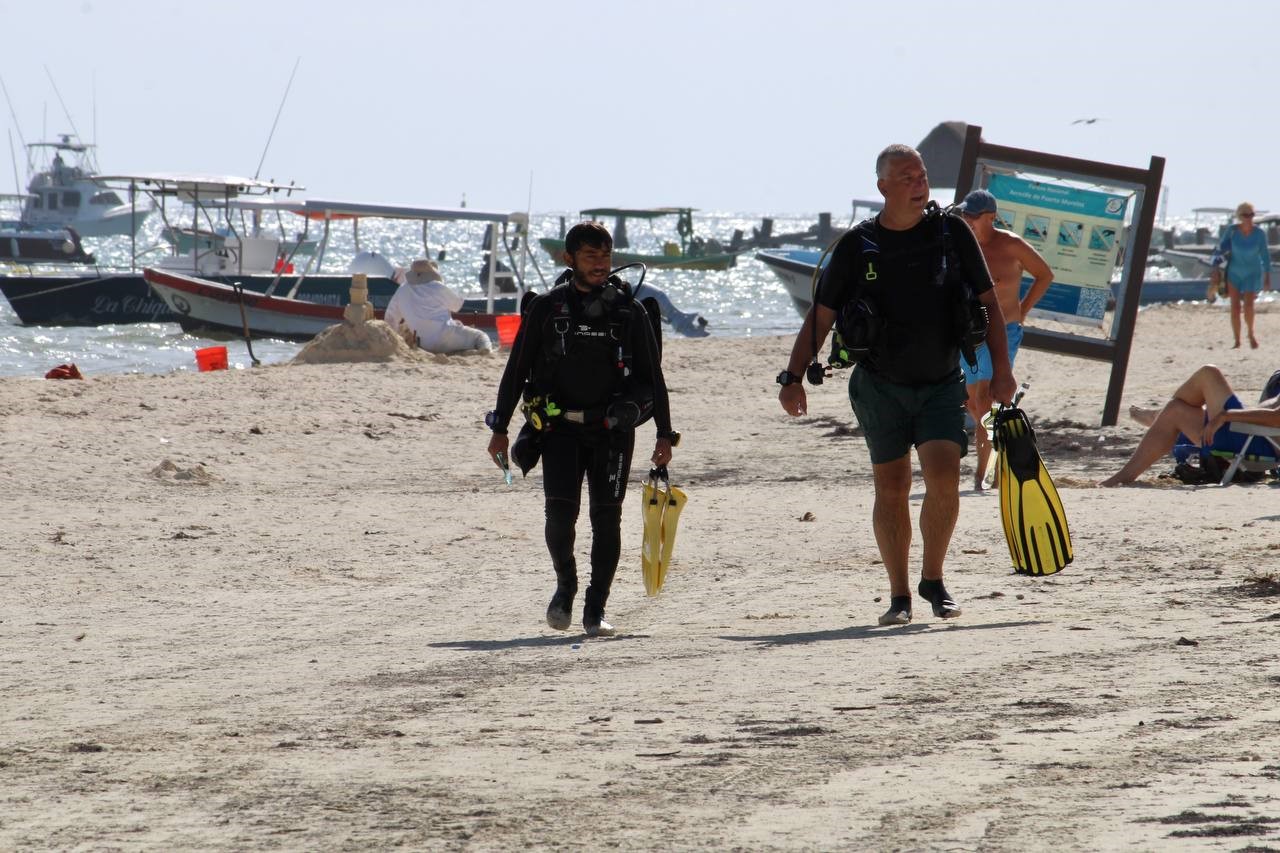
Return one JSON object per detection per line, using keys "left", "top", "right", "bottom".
{"left": 290, "top": 320, "right": 430, "bottom": 365}
{"left": 150, "top": 458, "right": 216, "bottom": 485}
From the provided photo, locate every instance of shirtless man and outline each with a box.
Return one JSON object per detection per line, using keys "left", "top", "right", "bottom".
{"left": 957, "top": 189, "right": 1054, "bottom": 491}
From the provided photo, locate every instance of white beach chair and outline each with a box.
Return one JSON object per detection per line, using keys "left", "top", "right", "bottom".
{"left": 1218, "top": 422, "right": 1280, "bottom": 486}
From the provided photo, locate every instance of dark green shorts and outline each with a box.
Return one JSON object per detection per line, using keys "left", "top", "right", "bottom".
{"left": 848, "top": 366, "right": 968, "bottom": 464}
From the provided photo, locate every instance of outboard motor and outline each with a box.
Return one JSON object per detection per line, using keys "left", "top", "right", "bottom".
{"left": 348, "top": 250, "right": 396, "bottom": 279}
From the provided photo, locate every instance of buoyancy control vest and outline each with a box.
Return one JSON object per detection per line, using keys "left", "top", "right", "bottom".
{"left": 520, "top": 276, "right": 662, "bottom": 431}
{"left": 821, "top": 202, "right": 988, "bottom": 377}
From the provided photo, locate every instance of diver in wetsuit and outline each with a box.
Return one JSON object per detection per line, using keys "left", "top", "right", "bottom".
{"left": 486, "top": 222, "right": 677, "bottom": 636}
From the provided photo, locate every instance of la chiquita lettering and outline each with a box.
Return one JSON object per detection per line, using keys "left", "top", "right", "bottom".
{"left": 91, "top": 295, "right": 120, "bottom": 314}
{"left": 119, "top": 295, "right": 169, "bottom": 319}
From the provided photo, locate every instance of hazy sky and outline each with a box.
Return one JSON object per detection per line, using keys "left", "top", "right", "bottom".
{"left": 2, "top": 0, "right": 1274, "bottom": 218}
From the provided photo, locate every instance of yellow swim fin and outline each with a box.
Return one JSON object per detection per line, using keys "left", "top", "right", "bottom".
{"left": 641, "top": 470, "right": 669, "bottom": 596}
{"left": 992, "top": 404, "right": 1072, "bottom": 576}
{"left": 657, "top": 480, "right": 686, "bottom": 587}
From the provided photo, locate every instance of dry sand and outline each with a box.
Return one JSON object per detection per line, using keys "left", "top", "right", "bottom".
{"left": 2, "top": 303, "right": 1279, "bottom": 851}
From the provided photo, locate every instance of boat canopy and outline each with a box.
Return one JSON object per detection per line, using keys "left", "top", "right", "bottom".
{"left": 93, "top": 173, "right": 304, "bottom": 200}
{"left": 580, "top": 207, "right": 691, "bottom": 219}
{"left": 29, "top": 138, "right": 92, "bottom": 153}
{"left": 300, "top": 199, "right": 526, "bottom": 226}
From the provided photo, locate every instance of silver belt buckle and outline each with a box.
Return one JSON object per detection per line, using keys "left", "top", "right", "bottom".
{"left": 564, "top": 410, "right": 586, "bottom": 424}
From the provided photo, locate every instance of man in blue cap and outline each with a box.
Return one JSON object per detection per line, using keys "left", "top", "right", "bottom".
{"left": 957, "top": 189, "right": 1054, "bottom": 491}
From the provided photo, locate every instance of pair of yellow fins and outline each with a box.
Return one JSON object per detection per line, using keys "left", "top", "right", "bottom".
{"left": 991, "top": 404, "right": 1073, "bottom": 576}
{"left": 641, "top": 466, "right": 686, "bottom": 595}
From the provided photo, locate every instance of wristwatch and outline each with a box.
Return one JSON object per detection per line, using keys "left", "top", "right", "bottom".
{"left": 484, "top": 410, "right": 507, "bottom": 435}
{"left": 658, "top": 429, "right": 682, "bottom": 447}
{"left": 776, "top": 369, "right": 802, "bottom": 387}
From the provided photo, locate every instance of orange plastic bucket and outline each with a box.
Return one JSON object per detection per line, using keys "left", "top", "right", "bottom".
{"left": 495, "top": 314, "right": 521, "bottom": 348}
{"left": 195, "top": 345, "right": 229, "bottom": 372}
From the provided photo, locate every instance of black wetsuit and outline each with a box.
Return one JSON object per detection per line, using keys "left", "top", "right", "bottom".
{"left": 491, "top": 282, "right": 673, "bottom": 622}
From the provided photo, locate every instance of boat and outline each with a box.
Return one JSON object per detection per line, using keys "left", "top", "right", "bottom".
{"left": 755, "top": 247, "right": 825, "bottom": 316}
{"left": 0, "top": 173, "right": 349, "bottom": 326}
{"left": 539, "top": 207, "right": 742, "bottom": 271}
{"left": 143, "top": 197, "right": 529, "bottom": 340}
{"left": 755, "top": 247, "right": 1219, "bottom": 320}
{"left": 16, "top": 135, "right": 151, "bottom": 237}
{"left": 141, "top": 267, "right": 385, "bottom": 341}
{"left": 0, "top": 217, "right": 95, "bottom": 264}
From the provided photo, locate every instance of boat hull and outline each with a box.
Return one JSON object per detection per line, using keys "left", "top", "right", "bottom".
{"left": 0, "top": 272, "right": 399, "bottom": 327}
{"left": 539, "top": 237, "right": 738, "bottom": 271}
{"left": 754, "top": 249, "right": 824, "bottom": 315}
{"left": 0, "top": 227, "right": 95, "bottom": 265}
{"left": 753, "top": 248, "right": 1216, "bottom": 320}
{"left": 145, "top": 268, "right": 387, "bottom": 341}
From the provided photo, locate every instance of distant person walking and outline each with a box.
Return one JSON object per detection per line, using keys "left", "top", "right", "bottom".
{"left": 1211, "top": 202, "right": 1272, "bottom": 349}
{"left": 956, "top": 189, "right": 1054, "bottom": 490}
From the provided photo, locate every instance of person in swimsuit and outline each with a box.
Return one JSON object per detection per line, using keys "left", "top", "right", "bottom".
{"left": 1100, "top": 364, "right": 1280, "bottom": 486}
{"left": 956, "top": 189, "right": 1054, "bottom": 491}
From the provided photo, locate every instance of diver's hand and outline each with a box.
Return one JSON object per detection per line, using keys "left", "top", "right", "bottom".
{"left": 652, "top": 437, "right": 672, "bottom": 467}
{"left": 486, "top": 433, "right": 509, "bottom": 468}
{"left": 779, "top": 383, "right": 807, "bottom": 417}
{"left": 990, "top": 371, "right": 1017, "bottom": 406}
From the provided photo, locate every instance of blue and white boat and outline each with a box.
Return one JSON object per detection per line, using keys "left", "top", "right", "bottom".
{"left": 755, "top": 247, "right": 1217, "bottom": 319}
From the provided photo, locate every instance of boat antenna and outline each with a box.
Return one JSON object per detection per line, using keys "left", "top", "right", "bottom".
{"left": 0, "top": 74, "right": 28, "bottom": 156}
{"left": 8, "top": 130, "right": 20, "bottom": 195}
{"left": 254, "top": 57, "right": 301, "bottom": 180}
{"left": 522, "top": 170, "right": 550, "bottom": 288}
{"left": 43, "top": 65, "right": 84, "bottom": 142}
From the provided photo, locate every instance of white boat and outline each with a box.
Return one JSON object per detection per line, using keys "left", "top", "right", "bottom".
{"left": 143, "top": 266, "right": 365, "bottom": 340}
{"left": 143, "top": 197, "right": 532, "bottom": 340}
{"left": 18, "top": 135, "right": 152, "bottom": 237}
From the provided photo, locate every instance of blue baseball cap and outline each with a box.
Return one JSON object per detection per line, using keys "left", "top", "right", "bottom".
{"left": 959, "top": 189, "right": 998, "bottom": 216}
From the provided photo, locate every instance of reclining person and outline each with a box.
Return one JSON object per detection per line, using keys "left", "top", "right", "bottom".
{"left": 1100, "top": 364, "right": 1280, "bottom": 486}
{"left": 385, "top": 259, "right": 492, "bottom": 354}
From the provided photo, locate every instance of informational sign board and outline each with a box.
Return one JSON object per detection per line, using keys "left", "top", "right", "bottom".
{"left": 987, "top": 173, "right": 1128, "bottom": 327}
{"left": 954, "top": 125, "right": 1163, "bottom": 425}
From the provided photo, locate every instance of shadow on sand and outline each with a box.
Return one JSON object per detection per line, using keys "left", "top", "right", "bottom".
{"left": 719, "top": 619, "right": 1048, "bottom": 648}
{"left": 429, "top": 633, "right": 652, "bottom": 652}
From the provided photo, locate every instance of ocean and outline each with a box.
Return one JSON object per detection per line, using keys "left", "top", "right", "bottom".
{"left": 0, "top": 211, "right": 818, "bottom": 378}
{"left": 0, "top": 207, "right": 1217, "bottom": 379}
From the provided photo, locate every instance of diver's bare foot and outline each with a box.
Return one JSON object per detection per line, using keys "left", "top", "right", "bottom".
{"left": 1128, "top": 405, "right": 1159, "bottom": 427}
{"left": 1250, "top": 336, "right": 1260, "bottom": 349}
{"left": 1233, "top": 340, "right": 1242, "bottom": 349}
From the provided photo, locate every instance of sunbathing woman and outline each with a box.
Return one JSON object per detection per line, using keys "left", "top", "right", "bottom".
{"left": 1100, "top": 364, "right": 1280, "bottom": 486}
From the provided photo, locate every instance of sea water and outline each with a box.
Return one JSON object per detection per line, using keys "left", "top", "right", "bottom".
{"left": 0, "top": 210, "right": 817, "bottom": 378}
{"left": 0, "top": 208, "right": 1212, "bottom": 379}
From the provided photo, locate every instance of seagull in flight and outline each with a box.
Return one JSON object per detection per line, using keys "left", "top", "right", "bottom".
{"left": 1071, "top": 117, "right": 1105, "bottom": 125}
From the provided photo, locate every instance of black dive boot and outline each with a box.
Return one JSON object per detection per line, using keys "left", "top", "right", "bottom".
{"left": 546, "top": 576, "right": 577, "bottom": 631}
{"left": 582, "top": 586, "right": 616, "bottom": 637}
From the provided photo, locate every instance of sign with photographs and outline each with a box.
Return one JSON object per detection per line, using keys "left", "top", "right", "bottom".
{"left": 987, "top": 173, "right": 1128, "bottom": 326}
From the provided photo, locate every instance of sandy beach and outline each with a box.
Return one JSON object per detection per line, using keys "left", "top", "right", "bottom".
{"left": 2, "top": 301, "right": 1279, "bottom": 851}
